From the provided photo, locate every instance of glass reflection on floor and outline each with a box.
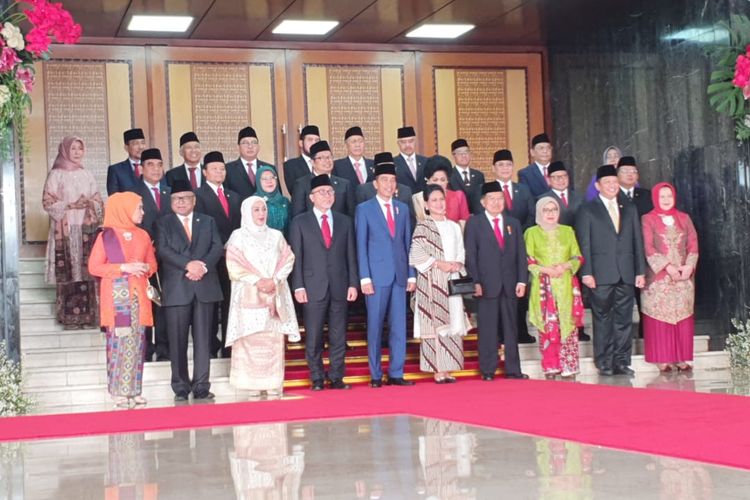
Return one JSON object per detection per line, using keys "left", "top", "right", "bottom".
{"left": 3, "top": 415, "right": 750, "bottom": 499}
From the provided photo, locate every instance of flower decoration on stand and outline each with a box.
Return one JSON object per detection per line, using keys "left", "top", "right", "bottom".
{"left": 0, "top": 0, "right": 80, "bottom": 154}
{"left": 708, "top": 14, "right": 750, "bottom": 141}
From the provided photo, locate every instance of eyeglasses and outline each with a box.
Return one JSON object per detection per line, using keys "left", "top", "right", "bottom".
{"left": 314, "top": 155, "right": 333, "bottom": 161}
{"left": 312, "top": 189, "right": 335, "bottom": 196}
{"left": 172, "top": 195, "right": 195, "bottom": 202}
{"left": 239, "top": 140, "right": 259, "bottom": 146}
{"left": 618, "top": 168, "right": 638, "bottom": 174}
{"left": 542, "top": 207, "right": 560, "bottom": 213}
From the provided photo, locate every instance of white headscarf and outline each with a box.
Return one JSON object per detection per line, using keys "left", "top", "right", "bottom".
{"left": 240, "top": 196, "right": 268, "bottom": 235}
{"left": 535, "top": 196, "right": 561, "bottom": 232}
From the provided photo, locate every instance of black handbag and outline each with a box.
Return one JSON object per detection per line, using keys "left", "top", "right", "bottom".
{"left": 448, "top": 275, "right": 474, "bottom": 296}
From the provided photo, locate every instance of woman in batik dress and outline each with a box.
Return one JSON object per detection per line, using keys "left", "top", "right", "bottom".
{"left": 409, "top": 185, "right": 470, "bottom": 383}
{"left": 524, "top": 196, "right": 584, "bottom": 380}
{"left": 89, "top": 192, "right": 157, "bottom": 407}
{"left": 43, "top": 136, "right": 104, "bottom": 329}
{"left": 225, "top": 196, "right": 300, "bottom": 397}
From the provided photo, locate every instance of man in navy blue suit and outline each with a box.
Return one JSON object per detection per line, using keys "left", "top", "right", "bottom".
{"left": 518, "top": 133, "right": 554, "bottom": 198}
{"left": 355, "top": 153, "right": 416, "bottom": 388}
{"left": 106, "top": 128, "right": 147, "bottom": 195}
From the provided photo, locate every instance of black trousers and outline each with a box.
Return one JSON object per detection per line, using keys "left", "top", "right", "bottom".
{"left": 477, "top": 290, "right": 521, "bottom": 376}
{"left": 146, "top": 273, "right": 169, "bottom": 360}
{"left": 516, "top": 294, "right": 531, "bottom": 339}
{"left": 165, "top": 298, "right": 214, "bottom": 397}
{"left": 303, "top": 291, "right": 349, "bottom": 382}
{"left": 589, "top": 281, "right": 635, "bottom": 370}
{"left": 210, "top": 258, "right": 231, "bottom": 356}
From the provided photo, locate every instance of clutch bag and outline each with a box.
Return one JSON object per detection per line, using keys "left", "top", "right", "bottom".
{"left": 448, "top": 276, "right": 474, "bottom": 297}
{"left": 146, "top": 272, "right": 162, "bottom": 306}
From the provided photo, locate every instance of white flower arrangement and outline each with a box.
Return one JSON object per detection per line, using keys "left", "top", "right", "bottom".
{"left": 0, "top": 342, "right": 32, "bottom": 417}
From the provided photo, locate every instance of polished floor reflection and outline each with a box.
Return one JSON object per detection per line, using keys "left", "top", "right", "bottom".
{"left": 3, "top": 415, "right": 750, "bottom": 499}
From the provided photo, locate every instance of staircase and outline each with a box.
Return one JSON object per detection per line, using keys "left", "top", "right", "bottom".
{"left": 18, "top": 257, "right": 728, "bottom": 410}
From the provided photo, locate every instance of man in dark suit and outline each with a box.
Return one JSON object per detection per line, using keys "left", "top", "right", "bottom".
{"left": 616, "top": 156, "right": 653, "bottom": 339}
{"left": 575, "top": 165, "right": 646, "bottom": 377}
{"left": 616, "top": 156, "right": 653, "bottom": 217}
{"left": 356, "top": 154, "right": 416, "bottom": 388}
{"left": 283, "top": 125, "right": 320, "bottom": 194}
{"left": 224, "top": 126, "right": 276, "bottom": 201}
{"left": 165, "top": 132, "right": 203, "bottom": 190}
{"left": 132, "top": 148, "right": 172, "bottom": 361}
{"left": 448, "top": 139, "right": 485, "bottom": 214}
{"left": 465, "top": 183, "right": 529, "bottom": 380}
{"left": 333, "top": 126, "right": 374, "bottom": 187}
{"left": 518, "top": 133, "right": 554, "bottom": 198}
{"left": 106, "top": 128, "right": 147, "bottom": 195}
{"left": 292, "top": 140, "right": 355, "bottom": 217}
{"left": 156, "top": 180, "right": 224, "bottom": 401}
{"left": 194, "top": 151, "right": 242, "bottom": 358}
{"left": 484, "top": 149, "right": 536, "bottom": 344}
{"left": 394, "top": 126, "right": 428, "bottom": 194}
{"left": 289, "top": 174, "right": 359, "bottom": 391}
{"left": 541, "top": 161, "right": 591, "bottom": 342}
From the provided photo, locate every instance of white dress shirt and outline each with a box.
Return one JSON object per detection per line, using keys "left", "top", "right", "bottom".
{"left": 183, "top": 163, "right": 202, "bottom": 187}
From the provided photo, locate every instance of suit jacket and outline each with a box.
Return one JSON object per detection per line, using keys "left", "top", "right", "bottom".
{"left": 355, "top": 197, "right": 415, "bottom": 287}
{"left": 132, "top": 180, "right": 172, "bottom": 240}
{"left": 449, "top": 167, "right": 485, "bottom": 215}
{"left": 465, "top": 213, "right": 528, "bottom": 298}
{"left": 224, "top": 157, "right": 276, "bottom": 201}
{"left": 575, "top": 197, "right": 647, "bottom": 285}
{"left": 473, "top": 181, "right": 535, "bottom": 229}
{"left": 356, "top": 181, "right": 415, "bottom": 234}
{"left": 540, "top": 189, "right": 584, "bottom": 227}
{"left": 518, "top": 163, "right": 551, "bottom": 198}
{"left": 106, "top": 159, "right": 138, "bottom": 195}
{"left": 283, "top": 156, "right": 312, "bottom": 195}
{"left": 333, "top": 157, "right": 375, "bottom": 187}
{"left": 394, "top": 153, "right": 428, "bottom": 193}
{"left": 166, "top": 164, "right": 204, "bottom": 189}
{"left": 194, "top": 183, "right": 242, "bottom": 244}
{"left": 155, "top": 212, "right": 224, "bottom": 306}
{"left": 289, "top": 210, "right": 359, "bottom": 302}
{"left": 291, "top": 174, "right": 355, "bottom": 218}
{"left": 618, "top": 187, "right": 653, "bottom": 218}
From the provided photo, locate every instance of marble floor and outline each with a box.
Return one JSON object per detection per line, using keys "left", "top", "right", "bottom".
{"left": 2, "top": 414, "right": 750, "bottom": 499}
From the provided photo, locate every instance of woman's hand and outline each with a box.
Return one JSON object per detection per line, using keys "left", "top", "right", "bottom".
{"left": 435, "top": 260, "right": 453, "bottom": 273}
{"left": 121, "top": 262, "right": 149, "bottom": 276}
{"left": 256, "top": 278, "right": 276, "bottom": 294}
{"left": 665, "top": 264, "right": 681, "bottom": 281}
{"left": 678, "top": 265, "right": 694, "bottom": 280}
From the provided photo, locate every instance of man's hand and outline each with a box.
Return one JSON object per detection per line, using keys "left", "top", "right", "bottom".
{"left": 294, "top": 289, "right": 308, "bottom": 304}
{"left": 474, "top": 284, "right": 483, "bottom": 297}
{"left": 515, "top": 283, "right": 526, "bottom": 298}
{"left": 582, "top": 275, "right": 596, "bottom": 289}
{"left": 406, "top": 282, "right": 416, "bottom": 293}
{"left": 347, "top": 287, "right": 358, "bottom": 301}
{"left": 635, "top": 275, "right": 646, "bottom": 289}
{"left": 186, "top": 261, "right": 206, "bottom": 278}
{"left": 362, "top": 283, "right": 375, "bottom": 295}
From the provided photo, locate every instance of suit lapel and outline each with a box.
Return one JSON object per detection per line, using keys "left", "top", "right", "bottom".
{"left": 481, "top": 214, "right": 504, "bottom": 252}
{"left": 593, "top": 197, "right": 618, "bottom": 234}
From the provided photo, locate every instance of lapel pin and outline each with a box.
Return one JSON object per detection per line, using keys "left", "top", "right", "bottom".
{"left": 507, "top": 226, "right": 512, "bottom": 235}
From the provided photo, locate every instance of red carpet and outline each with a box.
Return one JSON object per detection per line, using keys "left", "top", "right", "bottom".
{"left": 2, "top": 380, "right": 750, "bottom": 470}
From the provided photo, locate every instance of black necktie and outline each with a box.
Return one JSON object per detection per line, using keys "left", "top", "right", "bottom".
{"left": 462, "top": 170, "right": 470, "bottom": 186}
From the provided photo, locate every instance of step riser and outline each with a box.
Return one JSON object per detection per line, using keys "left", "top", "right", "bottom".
{"left": 19, "top": 272, "right": 49, "bottom": 289}
{"left": 20, "top": 302, "right": 55, "bottom": 318}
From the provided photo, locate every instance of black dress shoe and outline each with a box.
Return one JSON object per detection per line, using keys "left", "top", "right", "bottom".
{"left": 518, "top": 335, "right": 537, "bottom": 344}
{"left": 598, "top": 368, "right": 615, "bottom": 376}
{"left": 386, "top": 377, "right": 415, "bottom": 386}
{"left": 193, "top": 391, "right": 215, "bottom": 400}
{"left": 311, "top": 380, "right": 325, "bottom": 391}
{"left": 174, "top": 394, "right": 189, "bottom": 402}
{"left": 505, "top": 373, "right": 530, "bottom": 379}
{"left": 481, "top": 374, "right": 495, "bottom": 381}
{"left": 578, "top": 331, "right": 591, "bottom": 341}
{"left": 329, "top": 380, "right": 351, "bottom": 390}
{"left": 370, "top": 379, "right": 383, "bottom": 388}
{"left": 614, "top": 365, "right": 635, "bottom": 376}
{"left": 156, "top": 356, "right": 170, "bottom": 362}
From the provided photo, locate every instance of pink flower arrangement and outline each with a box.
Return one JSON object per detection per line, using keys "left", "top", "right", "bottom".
{"left": 732, "top": 45, "right": 750, "bottom": 99}
{"left": 23, "top": 0, "right": 81, "bottom": 55}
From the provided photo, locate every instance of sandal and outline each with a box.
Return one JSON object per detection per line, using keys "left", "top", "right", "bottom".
{"left": 658, "top": 364, "right": 673, "bottom": 373}
{"left": 113, "top": 396, "right": 130, "bottom": 408}
{"left": 444, "top": 376, "right": 457, "bottom": 383}
{"left": 676, "top": 363, "right": 692, "bottom": 372}
{"left": 132, "top": 396, "right": 147, "bottom": 405}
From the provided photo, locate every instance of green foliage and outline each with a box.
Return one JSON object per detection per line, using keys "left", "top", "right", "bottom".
{"left": 726, "top": 318, "right": 750, "bottom": 370}
{"left": 0, "top": 342, "right": 32, "bottom": 417}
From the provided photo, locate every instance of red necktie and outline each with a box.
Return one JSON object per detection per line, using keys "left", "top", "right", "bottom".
{"left": 151, "top": 187, "right": 161, "bottom": 210}
{"left": 493, "top": 217, "right": 505, "bottom": 249}
{"left": 353, "top": 160, "right": 364, "bottom": 184}
{"left": 560, "top": 192, "right": 568, "bottom": 207}
{"left": 321, "top": 214, "right": 332, "bottom": 248}
{"left": 188, "top": 167, "right": 198, "bottom": 190}
{"left": 133, "top": 161, "right": 140, "bottom": 178}
{"left": 502, "top": 183, "right": 513, "bottom": 210}
{"left": 544, "top": 166, "right": 550, "bottom": 185}
{"left": 217, "top": 186, "right": 229, "bottom": 217}
{"left": 247, "top": 161, "right": 256, "bottom": 186}
{"left": 385, "top": 203, "right": 396, "bottom": 237}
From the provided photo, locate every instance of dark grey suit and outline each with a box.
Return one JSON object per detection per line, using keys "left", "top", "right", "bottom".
{"left": 394, "top": 153, "right": 427, "bottom": 193}
{"left": 156, "top": 212, "right": 224, "bottom": 397}
{"left": 474, "top": 181, "right": 535, "bottom": 229}
{"left": 291, "top": 174, "right": 355, "bottom": 218}
{"left": 618, "top": 187, "right": 653, "bottom": 219}
{"left": 166, "top": 164, "right": 204, "bottom": 189}
{"left": 464, "top": 213, "right": 528, "bottom": 376}
{"left": 283, "top": 155, "right": 311, "bottom": 194}
{"left": 224, "top": 157, "right": 275, "bottom": 201}
{"left": 575, "top": 196, "right": 646, "bottom": 370}
{"left": 333, "top": 157, "right": 374, "bottom": 187}
{"left": 540, "top": 189, "right": 584, "bottom": 227}
{"left": 449, "top": 167, "right": 485, "bottom": 215}
{"left": 289, "top": 210, "right": 359, "bottom": 383}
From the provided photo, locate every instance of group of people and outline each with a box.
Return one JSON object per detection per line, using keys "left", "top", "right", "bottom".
{"left": 42, "top": 124, "right": 699, "bottom": 407}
